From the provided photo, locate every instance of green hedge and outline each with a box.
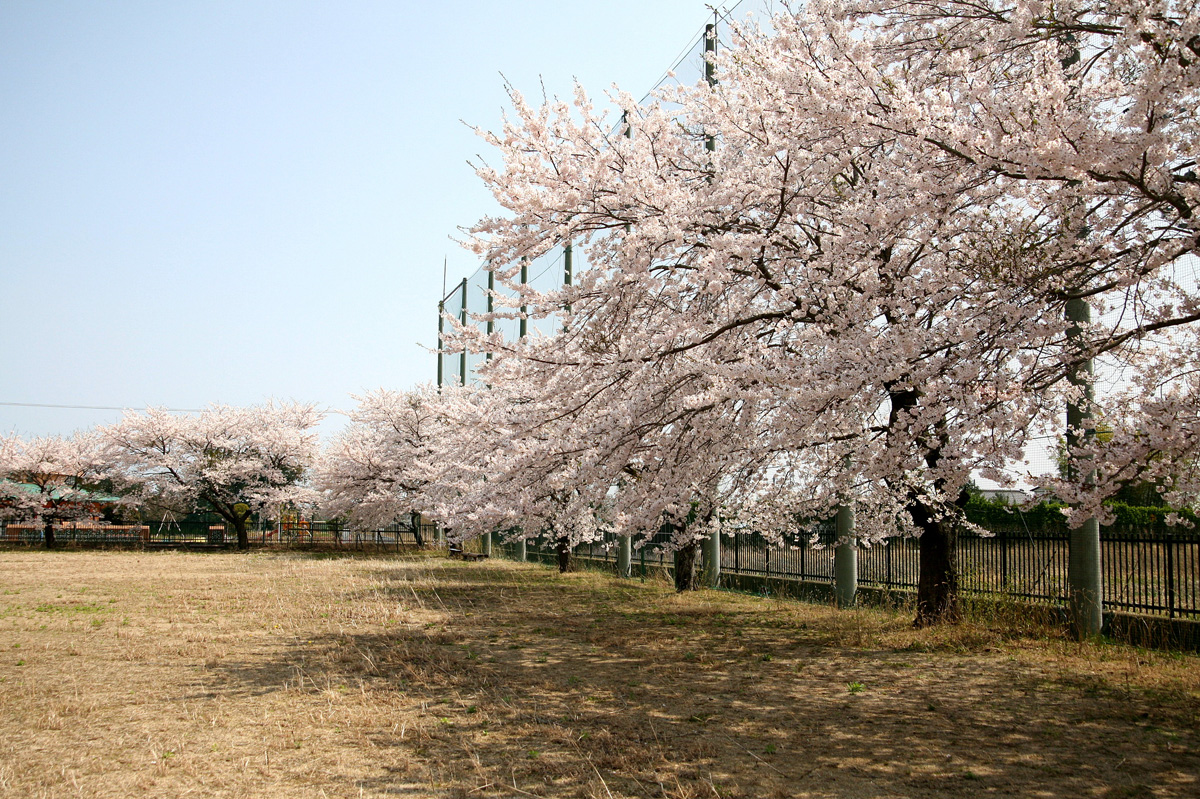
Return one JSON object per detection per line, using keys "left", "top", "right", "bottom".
{"left": 964, "top": 495, "right": 1197, "bottom": 535}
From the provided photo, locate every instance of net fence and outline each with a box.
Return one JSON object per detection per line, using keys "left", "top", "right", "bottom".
{"left": 437, "top": 1, "right": 778, "bottom": 387}
{"left": 434, "top": 2, "right": 1198, "bottom": 521}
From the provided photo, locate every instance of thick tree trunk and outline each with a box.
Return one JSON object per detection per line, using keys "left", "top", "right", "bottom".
{"left": 43, "top": 520, "right": 56, "bottom": 550}
{"left": 674, "top": 540, "right": 700, "bottom": 592}
{"left": 910, "top": 502, "right": 960, "bottom": 627}
{"left": 555, "top": 536, "right": 572, "bottom": 573}
{"left": 410, "top": 514, "right": 424, "bottom": 547}
{"left": 887, "top": 384, "right": 965, "bottom": 626}
{"left": 233, "top": 517, "right": 250, "bottom": 550}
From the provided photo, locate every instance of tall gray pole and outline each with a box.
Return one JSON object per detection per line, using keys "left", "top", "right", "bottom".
{"left": 563, "top": 243, "right": 573, "bottom": 326}
{"left": 517, "top": 259, "right": 528, "bottom": 561}
{"left": 616, "top": 111, "right": 637, "bottom": 582}
{"left": 705, "top": 21, "right": 716, "bottom": 155}
{"left": 519, "top": 258, "right": 528, "bottom": 340}
{"left": 834, "top": 503, "right": 857, "bottom": 608}
{"left": 436, "top": 300, "right": 444, "bottom": 389}
{"left": 702, "top": 529, "right": 721, "bottom": 588}
{"left": 486, "top": 268, "right": 494, "bottom": 361}
{"left": 458, "top": 277, "right": 468, "bottom": 385}
{"left": 618, "top": 534, "right": 632, "bottom": 578}
{"left": 698, "top": 20, "right": 722, "bottom": 589}
{"left": 1066, "top": 297, "right": 1103, "bottom": 637}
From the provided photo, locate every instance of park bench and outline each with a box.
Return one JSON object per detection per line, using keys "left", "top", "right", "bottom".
{"left": 448, "top": 544, "right": 486, "bottom": 562}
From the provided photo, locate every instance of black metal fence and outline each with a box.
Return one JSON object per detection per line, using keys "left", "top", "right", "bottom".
{"left": 7, "top": 517, "right": 1198, "bottom": 619}
{"left": 1, "top": 518, "right": 435, "bottom": 552}
{"left": 517, "top": 521, "right": 1200, "bottom": 620}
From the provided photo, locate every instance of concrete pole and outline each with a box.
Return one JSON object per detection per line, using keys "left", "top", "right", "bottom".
{"left": 617, "top": 535, "right": 632, "bottom": 578}
{"left": 436, "top": 300, "right": 444, "bottom": 389}
{"left": 1066, "top": 296, "right": 1103, "bottom": 638}
{"left": 834, "top": 503, "right": 857, "bottom": 608}
{"left": 695, "top": 21, "right": 721, "bottom": 590}
{"left": 705, "top": 21, "right": 717, "bottom": 156}
{"left": 519, "top": 258, "right": 528, "bottom": 340}
{"left": 458, "top": 278, "right": 468, "bottom": 385}
{"left": 486, "top": 268, "right": 494, "bottom": 362}
{"left": 702, "top": 530, "right": 721, "bottom": 588}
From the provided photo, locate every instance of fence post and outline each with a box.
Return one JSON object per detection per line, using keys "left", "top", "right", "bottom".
{"left": 1000, "top": 526, "right": 1009, "bottom": 590}
{"left": 618, "top": 535, "right": 632, "bottom": 578}
{"left": 886, "top": 538, "right": 892, "bottom": 589}
{"left": 834, "top": 504, "right": 857, "bottom": 608}
{"left": 1166, "top": 529, "right": 1176, "bottom": 619}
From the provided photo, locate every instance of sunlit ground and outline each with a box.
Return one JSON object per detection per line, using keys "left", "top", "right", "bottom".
{"left": 1, "top": 550, "right": 1196, "bottom": 798}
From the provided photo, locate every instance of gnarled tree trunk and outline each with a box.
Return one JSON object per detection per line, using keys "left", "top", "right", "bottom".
{"left": 910, "top": 501, "right": 960, "bottom": 626}
{"left": 43, "top": 520, "right": 56, "bottom": 550}
{"left": 889, "top": 384, "right": 968, "bottom": 626}
{"left": 674, "top": 540, "right": 700, "bottom": 592}
{"left": 231, "top": 515, "right": 250, "bottom": 550}
{"left": 555, "top": 535, "right": 572, "bottom": 573}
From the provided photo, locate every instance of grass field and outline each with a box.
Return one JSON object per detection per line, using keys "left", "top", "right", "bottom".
{"left": 0, "top": 550, "right": 1197, "bottom": 798}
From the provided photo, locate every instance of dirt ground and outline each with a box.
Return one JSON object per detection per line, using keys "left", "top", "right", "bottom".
{"left": 0, "top": 550, "right": 1196, "bottom": 799}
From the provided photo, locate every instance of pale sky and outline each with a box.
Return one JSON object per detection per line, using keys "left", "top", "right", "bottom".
{"left": 1, "top": 0, "right": 748, "bottom": 438}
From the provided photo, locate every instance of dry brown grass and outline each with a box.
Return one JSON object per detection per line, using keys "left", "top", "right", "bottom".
{"left": 0, "top": 550, "right": 1197, "bottom": 798}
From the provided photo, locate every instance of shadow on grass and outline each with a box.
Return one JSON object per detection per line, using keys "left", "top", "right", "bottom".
{"left": 212, "top": 557, "right": 1200, "bottom": 799}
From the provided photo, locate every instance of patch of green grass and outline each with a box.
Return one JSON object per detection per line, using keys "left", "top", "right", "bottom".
{"left": 35, "top": 602, "right": 107, "bottom": 614}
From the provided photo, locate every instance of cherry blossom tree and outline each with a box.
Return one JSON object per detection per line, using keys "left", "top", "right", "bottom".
{"left": 0, "top": 433, "right": 110, "bottom": 549}
{"left": 415, "top": 381, "right": 590, "bottom": 567}
{"left": 315, "top": 388, "right": 448, "bottom": 544}
{"left": 452, "top": 1, "right": 1198, "bottom": 622}
{"left": 104, "top": 402, "right": 323, "bottom": 549}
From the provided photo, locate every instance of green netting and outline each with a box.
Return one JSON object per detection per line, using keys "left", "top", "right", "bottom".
{"left": 438, "top": 1, "right": 789, "bottom": 387}
{"left": 465, "top": 267, "right": 491, "bottom": 378}
{"left": 438, "top": 280, "right": 465, "bottom": 386}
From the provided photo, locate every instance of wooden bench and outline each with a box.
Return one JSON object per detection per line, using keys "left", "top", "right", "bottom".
{"left": 448, "top": 545, "right": 486, "bottom": 561}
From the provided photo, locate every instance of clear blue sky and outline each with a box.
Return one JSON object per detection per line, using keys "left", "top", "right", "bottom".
{"left": 1, "top": 0, "right": 747, "bottom": 438}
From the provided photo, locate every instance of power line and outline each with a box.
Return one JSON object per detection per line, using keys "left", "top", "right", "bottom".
{"left": 0, "top": 401, "right": 350, "bottom": 417}
{"left": 1, "top": 398, "right": 202, "bottom": 410}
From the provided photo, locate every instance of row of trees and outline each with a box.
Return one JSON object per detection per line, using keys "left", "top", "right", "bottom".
{"left": 0, "top": 403, "right": 324, "bottom": 549}
{"left": 431, "top": 0, "right": 1200, "bottom": 627}
{"left": 4, "top": 2, "right": 1197, "bottom": 631}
